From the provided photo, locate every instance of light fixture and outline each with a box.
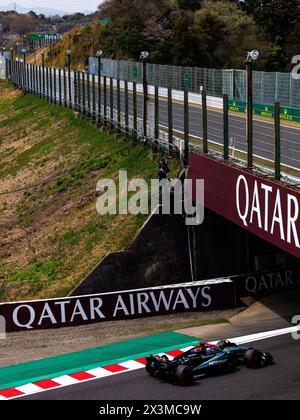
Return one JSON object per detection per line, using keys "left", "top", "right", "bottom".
{"left": 96, "top": 50, "right": 103, "bottom": 57}
{"left": 140, "top": 51, "right": 149, "bottom": 60}
{"left": 247, "top": 50, "right": 260, "bottom": 62}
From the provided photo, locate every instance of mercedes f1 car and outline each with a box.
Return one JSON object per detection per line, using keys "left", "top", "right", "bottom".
{"left": 146, "top": 340, "right": 274, "bottom": 386}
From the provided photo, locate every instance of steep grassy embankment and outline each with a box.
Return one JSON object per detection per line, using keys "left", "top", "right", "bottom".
{"left": 27, "top": 26, "right": 101, "bottom": 70}
{"left": 0, "top": 81, "right": 177, "bottom": 302}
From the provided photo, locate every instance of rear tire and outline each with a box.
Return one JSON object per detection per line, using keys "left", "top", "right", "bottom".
{"left": 175, "top": 365, "right": 194, "bottom": 386}
{"left": 245, "top": 349, "right": 263, "bottom": 368}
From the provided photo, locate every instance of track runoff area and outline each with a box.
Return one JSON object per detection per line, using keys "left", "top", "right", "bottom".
{"left": 0, "top": 324, "right": 299, "bottom": 404}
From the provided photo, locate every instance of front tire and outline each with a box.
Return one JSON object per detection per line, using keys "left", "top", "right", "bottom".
{"left": 175, "top": 365, "right": 194, "bottom": 386}
{"left": 245, "top": 349, "right": 263, "bottom": 368}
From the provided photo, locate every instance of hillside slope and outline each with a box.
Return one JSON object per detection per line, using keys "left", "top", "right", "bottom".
{"left": 0, "top": 81, "right": 176, "bottom": 302}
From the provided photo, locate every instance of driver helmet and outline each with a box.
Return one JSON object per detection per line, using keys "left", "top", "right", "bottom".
{"left": 205, "top": 347, "right": 214, "bottom": 355}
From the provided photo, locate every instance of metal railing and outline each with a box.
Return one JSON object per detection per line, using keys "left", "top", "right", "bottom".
{"left": 5, "top": 58, "right": 297, "bottom": 183}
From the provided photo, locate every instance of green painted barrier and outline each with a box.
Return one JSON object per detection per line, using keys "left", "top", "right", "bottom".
{"left": 228, "top": 99, "right": 300, "bottom": 123}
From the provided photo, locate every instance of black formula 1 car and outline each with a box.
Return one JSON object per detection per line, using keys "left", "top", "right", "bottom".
{"left": 146, "top": 340, "right": 274, "bottom": 386}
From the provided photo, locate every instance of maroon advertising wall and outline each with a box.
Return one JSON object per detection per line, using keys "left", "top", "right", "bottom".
{"left": 188, "top": 152, "right": 300, "bottom": 259}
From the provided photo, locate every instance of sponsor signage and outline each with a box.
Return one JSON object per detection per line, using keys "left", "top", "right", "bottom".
{"left": 188, "top": 152, "right": 300, "bottom": 259}
{"left": 232, "top": 270, "right": 300, "bottom": 297}
{"left": 0, "top": 279, "right": 235, "bottom": 332}
{"left": 228, "top": 100, "right": 300, "bottom": 123}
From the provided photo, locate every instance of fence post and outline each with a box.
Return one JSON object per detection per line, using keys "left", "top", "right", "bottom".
{"left": 82, "top": 72, "right": 86, "bottom": 114}
{"left": 58, "top": 68, "right": 62, "bottom": 106}
{"left": 92, "top": 74, "right": 96, "bottom": 120}
{"left": 53, "top": 68, "right": 56, "bottom": 104}
{"left": 103, "top": 76, "right": 107, "bottom": 126}
{"left": 38, "top": 65, "right": 41, "bottom": 97}
{"left": 97, "top": 60, "right": 101, "bottom": 124}
{"left": 202, "top": 89, "right": 208, "bottom": 154}
{"left": 117, "top": 78, "right": 121, "bottom": 128}
{"left": 77, "top": 71, "right": 81, "bottom": 112}
{"left": 223, "top": 94, "right": 229, "bottom": 160}
{"left": 87, "top": 72, "right": 91, "bottom": 117}
{"left": 133, "top": 82, "right": 137, "bottom": 136}
{"left": 246, "top": 60, "right": 253, "bottom": 168}
{"left": 49, "top": 67, "right": 53, "bottom": 103}
{"left": 143, "top": 61, "right": 148, "bottom": 137}
{"left": 125, "top": 80, "right": 129, "bottom": 136}
{"left": 168, "top": 87, "right": 173, "bottom": 154}
{"left": 42, "top": 63, "right": 45, "bottom": 98}
{"left": 154, "top": 85, "right": 159, "bottom": 140}
{"left": 46, "top": 67, "right": 49, "bottom": 100}
{"left": 29, "top": 64, "right": 32, "bottom": 93}
{"left": 274, "top": 102, "right": 281, "bottom": 180}
{"left": 63, "top": 68, "right": 67, "bottom": 107}
{"left": 110, "top": 77, "right": 114, "bottom": 128}
{"left": 183, "top": 88, "right": 189, "bottom": 166}
{"left": 68, "top": 64, "right": 72, "bottom": 109}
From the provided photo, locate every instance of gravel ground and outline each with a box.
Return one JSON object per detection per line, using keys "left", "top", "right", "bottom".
{"left": 0, "top": 307, "right": 243, "bottom": 367}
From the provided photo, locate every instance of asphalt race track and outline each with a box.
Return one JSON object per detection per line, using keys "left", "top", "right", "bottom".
{"left": 112, "top": 89, "right": 300, "bottom": 171}
{"left": 20, "top": 333, "right": 300, "bottom": 400}
{"left": 50, "top": 71, "right": 300, "bottom": 171}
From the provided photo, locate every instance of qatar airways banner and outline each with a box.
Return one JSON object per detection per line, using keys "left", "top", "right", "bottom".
{"left": 188, "top": 152, "right": 300, "bottom": 259}
{"left": 0, "top": 279, "right": 235, "bottom": 332}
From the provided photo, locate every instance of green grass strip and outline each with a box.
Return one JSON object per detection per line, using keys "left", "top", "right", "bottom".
{"left": 0, "top": 332, "right": 201, "bottom": 390}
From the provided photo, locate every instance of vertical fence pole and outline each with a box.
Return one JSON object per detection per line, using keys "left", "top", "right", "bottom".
{"left": 23, "top": 63, "right": 26, "bottom": 91}
{"left": 103, "top": 76, "right": 107, "bottom": 125}
{"left": 184, "top": 88, "right": 189, "bottom": 166}
{"left": 53, "top": 68, "right": 56, "bottom": 104}
{"left": 142, "top": 59, "right": 148, "bottom": 137}
{"left": 68, "top": 60, "right": 72, "bottom": 109}
{"left": 168, "top": 87, "right": 173, "bottom": 154}
{"left": 92, "top": 74, "right": 96, "bottom": 120}
{"left": 39, "top": 65, "right": 42, "bottom": 97}
{"left": 46, "top": 67, "right": 49, "bottom": 100}
{"left": 82, "top": 72, "right": 86, "bottom": 114}
{"left": 97, "top": 57, "right": 102, "bottom": 124}
{"left": 37, "top": 65, "right": 40, "bottom": 95}
{"left": 87, "top": 73, "right": 91, "bottom": 117}
{"left": 246, "top": 60, "right": 253, "bottom": 168}
{"left": 110, "top": 77, "right": 114, "bottom": 128}
{"left": 63, "top": 68, "right": 67, "bottom": 107}
{"left": 73, "top": 70, "right": 77, "bottom": 111}
{"left": 117, "top": 78, "right": 121, "bottom": 128}
{"left": 133, "top": 82, "right": 137, "bottom": 136}
{"left": 274, "top": 102, "right": 281, "bottom": 180}
{"left": 202, "top": 89, "right": 208, "bottom": 154}
{"left": 29, "top": 65, "right": 33, "bottom": 93}
{"left": 223, "top": 94, "right": 229, "bottom": 160}
{"left": 125, "top": 80, "right": 129, "bottom": 136}
{"left": 58, "top": 68, "right": 62, "bottom": 106}
{"left": 77, "top": 71, "right": 81, "bottom": 112}
{"left": 154, "top": 86, "right": 159, "bottom": 140}
{"left": 49, "top": 67, "right": 53, "bottom": 103}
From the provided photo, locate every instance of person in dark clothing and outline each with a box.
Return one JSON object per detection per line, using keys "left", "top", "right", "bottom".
{"left": 152, "top": 140, "right": 159, "bottom": 160}
{"left": 160, "top": 159, "right": 170, "bottom": 177}
{"left": 158, "top": 162, "right": 168, "bottom": 182}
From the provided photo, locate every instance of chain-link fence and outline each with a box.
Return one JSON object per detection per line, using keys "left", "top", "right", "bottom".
{"left": 89, "top": 58, "right": 300, "bottom": 109}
